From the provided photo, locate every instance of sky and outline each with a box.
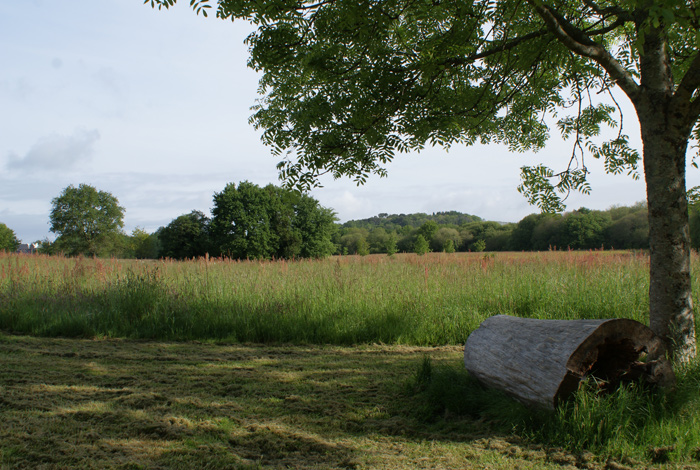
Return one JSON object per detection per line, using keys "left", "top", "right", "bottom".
{"left": 2, "top": 1, "right": 697, "bottom": 244}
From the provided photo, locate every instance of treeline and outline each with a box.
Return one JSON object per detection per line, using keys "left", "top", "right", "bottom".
{"left": 35, "top": 181, "right": 336, "bottom": 260}
{"left": 334, "top": 203, "right": 652, "bottom": 254}
{"left": 15, "top": 181, "right": 700, "bottom": 259}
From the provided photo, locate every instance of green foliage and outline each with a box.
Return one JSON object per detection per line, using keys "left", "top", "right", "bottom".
{"left": 471, "top": 239, "right": 487, "bottom": 252}
{"left": 158, "top": 211, "right": 210, "bottom": 259}
{"left": 432, "top": 228, "right": 460, "bottom": 253}
{"left": 338, "top": 228, "right": 369, "bottom": 255}
{"left": 342, "top": 211, "right": 481, "bottom": 231}
{"left": 49, "top": 184, "right": 125, "bottom": 257}
{"left": 418, "top": 221, "right": 439, "bottom": 242}
{"left": 335, "top": 204, "right": 649, "bottom": 254}
{"left": 210, "top": 181, "right": 336, "bottom": 259}
{"left": 131, "top": 228, "right": 161, "bottom": 259}
{"left": 385, "top": 232, "right": 398, "bottom": 256}
{"left": 407, "top": 355, "right": 700, "bottom": 463}
{"left": 143, "top": 0, "right": 700, "bottom": 212}
{"left": 443, "top": 239, "right": 456, "bottom": 253}
{"left": 0, "top": 223, "right": 20, "bottom": 252}
{"left": 355, "top": 237, "right": 370, "bottom": 256}
{"left": 561, "top": 208, "right": 611, "bottom": 250}
{"left": 690, "top": 203, "right": 700, "bottom": 250}
{"left": 414, "top": 234, "right": 430, "bottom": 255}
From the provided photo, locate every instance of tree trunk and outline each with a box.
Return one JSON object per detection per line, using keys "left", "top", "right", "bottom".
{"left": 640, "top": 116, "right": 697, "bottom": 363}
{"left": 635, "top": 61, "right": 697, "bottom": 362}
{"left": 464, "top": 315, "right": 675, "bottom": 410}
{"left": 633, "top": 21, "right": 697, "bottom": 364}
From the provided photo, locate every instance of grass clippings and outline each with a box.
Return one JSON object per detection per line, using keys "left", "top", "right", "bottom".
{"left": 0, "top": 333, "right": 605, "bottom": 470}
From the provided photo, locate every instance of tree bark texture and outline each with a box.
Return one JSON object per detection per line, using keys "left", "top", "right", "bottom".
{"left": 464, "top": 315, "right": 675, "bottom": 410}
{"left": 634, "top": 24, "right": 698, "bottom": 363}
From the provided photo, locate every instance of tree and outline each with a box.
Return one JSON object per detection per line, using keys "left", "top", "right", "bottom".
{"left": 385, "top": 232, "right": 398, "bottom": 256}
{"left": 561, "top": 208, "right": 611, "bottom": 250}
{"left": 130, "top": 228, "right": 161, "bottom": 259}
{"left": 418, "top": 221, "right": 439, "bottom": 244}
{"left": 210, "top": 181, "right": 336, "bottom": 259}
{"left": 151, "top": 0, "right": 699, "bottom": 362}
{"left": 414, "top": 234, "right": 430, "bottom": 255}
{"left": 159, "top": 211, "right": 211, "bottom": 259}
{"left": 49, "top": 184, "right": 125, "bottom": 257}
{"left": 292, "top": 193, "right": 337, "bottom": 258}
{"left": 431, "top": 227, "right": 461, "bottom": 253}
{"left": 606, "top": 206, "right": 649, "bottom": 249}
{"left": 0, "top": 223, "right": 20, "bottom": 252}
{"left": 471, "top": 239, "right": 487, "bottom": 253}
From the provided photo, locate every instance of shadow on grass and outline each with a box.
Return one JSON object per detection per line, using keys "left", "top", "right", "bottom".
{"left": 1, "top": 335, "right": 489, "bottom": 469}
{"left": 2, "top": 332, "right": 698, "bottom": 468}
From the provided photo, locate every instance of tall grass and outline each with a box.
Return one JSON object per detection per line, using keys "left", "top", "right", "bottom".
{"left": 408, "top": 355, "right": 700, "bottom": 464}
{"left": 0, "top": 250, "right": 696, "bottom": 344}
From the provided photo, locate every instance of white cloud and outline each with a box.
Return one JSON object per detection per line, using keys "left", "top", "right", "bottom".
{"left": 6, "top": 129, "right": 100, "bottom": 172}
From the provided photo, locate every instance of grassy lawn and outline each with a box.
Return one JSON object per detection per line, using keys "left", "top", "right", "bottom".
{"left": 1, "top": 333, "right": 698, "bottom": 469}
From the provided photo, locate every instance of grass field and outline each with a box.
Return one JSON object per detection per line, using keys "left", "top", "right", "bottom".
{"left": 1, "top": 251, "right": 700, "bottom": 468}
{"left": 0, "top": 250, "right": 672, "bottom": 344}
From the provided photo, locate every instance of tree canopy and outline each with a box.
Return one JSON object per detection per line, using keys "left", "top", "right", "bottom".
{"left": 210, "top": 181, "right": 336, "bottom": 259}
{"left": 159, "top": 211, "right": 211, "bottom": 259}
{"left": 49, "top": 184, "right": 125, "bottom": 257}
{"left": 0, "top": 223, "right": 20, "bottom": 252}
{"left": 149, "top": 0, "right": 700, "bottom": 362}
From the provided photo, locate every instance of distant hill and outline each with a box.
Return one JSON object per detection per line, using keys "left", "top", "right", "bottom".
{"left": 340, "top": 211, "right": 482, "bottom": 230}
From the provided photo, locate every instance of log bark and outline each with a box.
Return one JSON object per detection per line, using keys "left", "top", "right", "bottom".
{"left": 463, "top": 315, "right": 675, "bottom": 410}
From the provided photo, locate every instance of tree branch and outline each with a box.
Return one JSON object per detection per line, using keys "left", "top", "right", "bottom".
{"left": 581, "top": 0, "right": 634, "bottom": 22}
{"left": 438, "top": 29, "right": 550, "bottom": 68}
{"left": 527, "top": 0, "right": 640, "bottom": 102}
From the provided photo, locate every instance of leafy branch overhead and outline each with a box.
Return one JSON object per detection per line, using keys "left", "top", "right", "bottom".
{"left": 148, "top": 0, "right": 699, "bottom": 212}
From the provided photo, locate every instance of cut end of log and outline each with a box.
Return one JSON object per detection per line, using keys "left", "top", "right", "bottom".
{"left": 464, "top": 315, "right": 676, "bottom": 410}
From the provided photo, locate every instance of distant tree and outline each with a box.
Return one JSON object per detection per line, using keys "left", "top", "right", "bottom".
{"left": 414, "top": 234, "right": 430, "bottom": 255}
{"left": 210, "top": 181, "right": 335, "bottom": 259}
{"left": 443, "top": 239, "right": 456, "bottom": 254}
{"left": 159, "top": 211, "right": 211, "bottom": 259}
{"left": 49, "top": 184, "right": 125, "bottom": 257}
{"left": 531, "top": 215, "right": 565, "bottom": 251}
{"left": 418, "top": 221, "right": 439, "bottom": 243}
{"left": 130, "top": 228, "right": 160, "bottom": 259}
{"left": 561, "top": 208, "right": 611, "bottom": 250}
{"left": 292, "top": 193, "right": 337, "bottom": 258}
{"left": 511, "top": 213, "right": 555, "bottom": 251}
{"left": 431, "top": 227, "right": 461, "bottom": 253}
{"left": 0, "top": 223, "right": 20, "bottom": 252}
{"left": 471, "top": 239, "right": 487, "bottom": 253}
{"left": 356, "top": 237, "right": 370, "bottom": 256}
{"left": 367, "top": 227, "right": 390, "bottom": 253}
{"left": 36, "top": 238, "right": 56, "bottom": 255}
{"left": 484, "top": 225, "right": 515, "bottom": 251}
{"left": 605, "top": 209, "right": 648, "bottom": 250}
{"left": 385, "top": 233, "right": 398, "bottom": 256}
{"left": 159, "top": 211, "right": 210, "bottom": 259}
{"left": 339, "top": 228, "right": 368, "bottom": 255}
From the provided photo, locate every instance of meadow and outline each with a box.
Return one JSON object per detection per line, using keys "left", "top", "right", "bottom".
{"left": 0, "top": 250, "right": 667, "bottom": 344}
{"left": 1, "top": 251, "right": 700, "bottom": 468}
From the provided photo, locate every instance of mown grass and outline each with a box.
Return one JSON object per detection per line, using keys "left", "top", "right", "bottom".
{"left": 2, "top": 250, "right": 700, "bottom": 467}
{"left": 0, "top": 250, "right": 670, "bottom": 344}
{"left": 3, "top": 333, "right": 699, "bottom": 469}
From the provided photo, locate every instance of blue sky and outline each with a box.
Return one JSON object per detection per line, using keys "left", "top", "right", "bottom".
{"left": 1, "top": 0, "right": 687, "bottom": 243}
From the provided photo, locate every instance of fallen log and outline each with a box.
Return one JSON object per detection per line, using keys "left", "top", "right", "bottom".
{"left": 463, "top": 315, "right": 675, "bottom": 410}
